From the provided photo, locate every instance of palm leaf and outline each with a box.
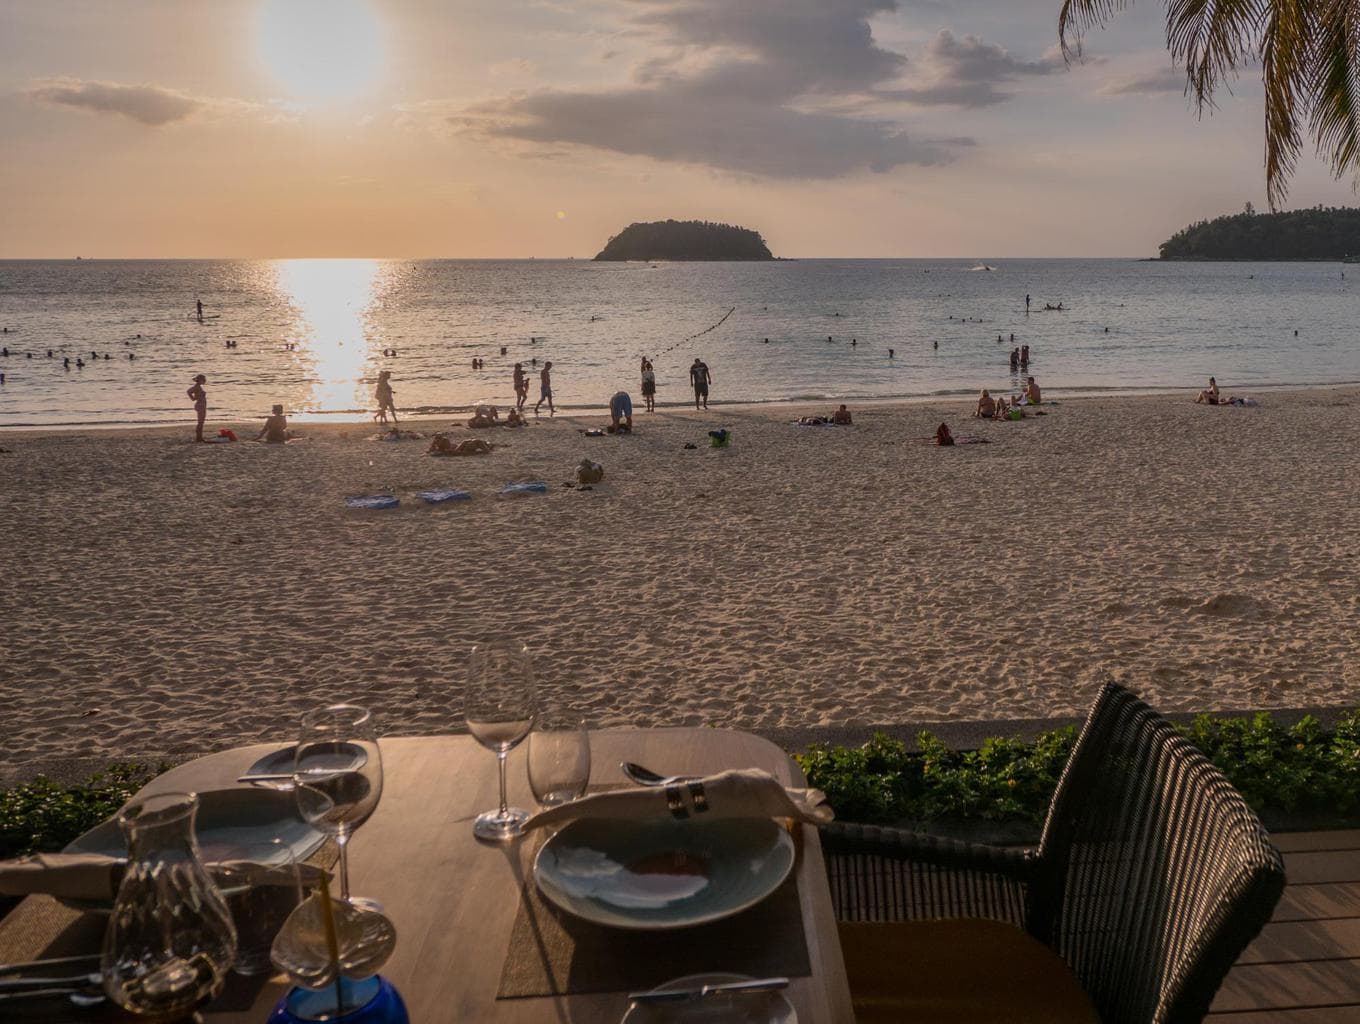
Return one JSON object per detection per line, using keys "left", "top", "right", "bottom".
{"left": 1308, "top": 0, "right": 1360, "bottom": 191}
{"left": 1165, "top": 0, "right": 1266, "bottom": 106}
{"left": 1259, "top": 0, "right": 1313, "bottom": 207}
{"left": 1059, "top": 0, "right": 1133, "bottom": 61}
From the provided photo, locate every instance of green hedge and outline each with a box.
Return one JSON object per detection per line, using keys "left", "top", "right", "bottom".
{"left": 0, "top": 763, "right": 163, "bottom": 860}
{"left": 796, "top": 710, "right": 1360, "bottom": 828}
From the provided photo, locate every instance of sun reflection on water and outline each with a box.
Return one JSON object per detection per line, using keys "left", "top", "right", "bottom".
{"left": 273, "top": 259, "right": 378, "bottom": 414}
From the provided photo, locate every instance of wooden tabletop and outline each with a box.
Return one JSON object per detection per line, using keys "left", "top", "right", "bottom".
{"left": 21, "top": 728, "right": 853, "bottom": 1023}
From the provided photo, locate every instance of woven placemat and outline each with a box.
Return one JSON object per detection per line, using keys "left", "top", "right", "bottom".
{"left": 498, "top": 860, "right": 810, "bottom": 998}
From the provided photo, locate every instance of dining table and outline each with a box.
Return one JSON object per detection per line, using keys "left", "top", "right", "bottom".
{"left": 0, "top": 727, "right": 855, "bottom": 1022}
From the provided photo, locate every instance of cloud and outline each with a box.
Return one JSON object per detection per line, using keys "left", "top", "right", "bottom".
{"left": 1098, "top": 65, "right": 1187, "bottom": 97}
{"left": 24, "top": 78, "right": 280, "bottom": 126}
{"left": 450, "top": 0, "right": 971, "bottom": 178}
{"left": 890, "top": 30, "right": 1067, "bottom": 108}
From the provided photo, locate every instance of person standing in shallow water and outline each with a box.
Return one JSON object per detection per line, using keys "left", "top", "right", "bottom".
{"left": 187, "top": 374, "right": 207, "bottom": 442}
{"left": 374, "top": 369, "right": 398, "bottom": 426}
{"left": 690, "top": 357, "right": 711, "bottom": 410}
{"left": 640, "top": 358, "right": 656, "bottom": 412}
{"left": 535, "top": 361, "right": 554, "bottom": 416}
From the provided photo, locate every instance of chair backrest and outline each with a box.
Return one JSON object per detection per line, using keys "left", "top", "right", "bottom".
{"left": 1028, "top": 682, "right": 1285, "bottom": 1024}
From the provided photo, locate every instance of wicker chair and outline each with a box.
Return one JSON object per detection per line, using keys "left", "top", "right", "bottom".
{"left": 821, "top": 682, "right": 1286, "bottom": 1024}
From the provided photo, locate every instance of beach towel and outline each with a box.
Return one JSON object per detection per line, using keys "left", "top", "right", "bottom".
{"left": 345, "top": 495, "right": 400, "bottom": 510}
{"left": 500, "top": 482, "right": 548, "bottom": 496}
{"left": 416, "top": 489, "right": 472, "bottom": 504}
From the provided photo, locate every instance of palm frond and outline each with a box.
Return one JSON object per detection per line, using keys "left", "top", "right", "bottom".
{"left": 1308, "top": 0, "right": 1360, "bottom": 195}
{"left": 1165, "top": 0, "right": 1268, "bottom": 108}
{"left": 1058, "top": 0, "right": 1133, "bottom": 61}
{"left": 1260, "top": 0, "right": 1313, "bottom": 207}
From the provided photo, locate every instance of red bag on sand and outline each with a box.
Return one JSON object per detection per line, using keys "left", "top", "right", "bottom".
{"left": 218, "top": 429, "right": 238, "bottom": 442}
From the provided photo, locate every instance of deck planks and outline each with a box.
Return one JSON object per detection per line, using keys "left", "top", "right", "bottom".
{"left": 1208, "top": 830, "right": 1360, "bottom": 1018}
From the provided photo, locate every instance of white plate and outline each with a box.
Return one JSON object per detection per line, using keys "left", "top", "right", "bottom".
{"left": 534, "top": 817, "right": 795, "bottom": 930}
{"left": 621, "top": 973, "right": 798, "bottom": 1024}
{"left": 61, "top": 787, "right": 327, "bottom": 911}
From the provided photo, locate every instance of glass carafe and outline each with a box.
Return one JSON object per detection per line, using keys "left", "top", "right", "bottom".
{"left": 101, "top": 792, "right": 238, "bottom": 1022}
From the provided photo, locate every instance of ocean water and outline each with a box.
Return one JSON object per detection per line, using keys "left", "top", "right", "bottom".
{"left": 0, "top": 257, "right": 1357, "bottom": 427}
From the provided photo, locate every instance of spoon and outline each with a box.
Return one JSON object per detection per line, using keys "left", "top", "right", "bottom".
{"left": 620, "top": 762, "right": 697, "bottom": 787}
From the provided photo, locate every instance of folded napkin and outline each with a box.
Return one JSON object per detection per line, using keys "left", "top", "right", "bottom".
{"left": 0, "top": 852, "right": 122, "bottom": 902}
{"left": 524, "top": 768, "right": 833, "bottom": 833}
{"left": 0, "top": 853, "right": 326, "bottom": 903}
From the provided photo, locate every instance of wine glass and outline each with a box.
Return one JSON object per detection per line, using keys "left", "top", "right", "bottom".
{"left": 528, "top": 717, "right": 591, "bottom": 807}
{"left": 294, "top": 704, "right": 383, "bottom": 909}
{"left": 466, "top": 640, "right": 536, "bottom": 840}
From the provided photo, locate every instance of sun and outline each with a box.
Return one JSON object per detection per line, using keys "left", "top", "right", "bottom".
{"left": 258, "top": 0, "right": 383, "bottom": 104}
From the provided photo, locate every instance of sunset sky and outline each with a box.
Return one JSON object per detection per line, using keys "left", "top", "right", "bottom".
{"left": 3, "top": 0, "right": 1357, "bottom": 259}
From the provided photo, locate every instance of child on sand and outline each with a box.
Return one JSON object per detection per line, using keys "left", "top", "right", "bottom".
{"left": 187, "top": 375, "right": 207, "bottom": 442}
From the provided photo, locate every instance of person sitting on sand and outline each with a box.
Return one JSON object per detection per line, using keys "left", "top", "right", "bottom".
{"left": 577, "top": 459, "right": 604, "bottom": 485}
{"left": 1016, "top": 376, "right": 1041, "bottom": 405}
{"left": 609, "top": 391, "right": 633, "bottom": 432}
{"left": 1195, "top": 376, "right": 1220, "bottom": 405}
{"left": 832, "top": 404, "right": 853, "bottom": 425}
{"left": 936, "top": 422, "right": 955, "bottom": 446}
{"left": 504, "top": 408, "right": 526, "bottom": 427}
{"left": 428, "top": 433, "right": 492, "bottom": 457}
{"left": 975, "top": 390, "right": 996, "bottom": 418}
{"left": 993, "top": 396, "right": 1011, "bottom": 420}
{"left": 256, "top": 404, "right": 289, "bottom": 444}
{"left": 468, "top": 403, "right": 499, "bottom": 428}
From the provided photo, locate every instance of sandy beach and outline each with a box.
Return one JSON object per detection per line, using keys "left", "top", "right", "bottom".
{"left": 2, "top": 387, "right": 1358, "bottom": 778}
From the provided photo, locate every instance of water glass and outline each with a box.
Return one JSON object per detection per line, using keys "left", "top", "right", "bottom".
{"left": 295, "top": 704, "right": 383, "bottom": 907}
{"left": 528, "top": 719, "right": 591, "bottom": 807}
{"left": 211, "top": 839, "right": 304, "bottom": 977}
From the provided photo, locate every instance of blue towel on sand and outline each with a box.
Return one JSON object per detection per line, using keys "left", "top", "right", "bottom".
{"left": 500, "top": 482, "right": 548, "bottom": 496}
{"left": 345, "top": 495, "right": 400, "bottom": 510}
{"left": 417, "top": 489, "right": 472, "bottom": 504}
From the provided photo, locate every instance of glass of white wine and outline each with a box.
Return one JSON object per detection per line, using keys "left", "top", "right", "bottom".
{"left": 466, "top": 640, "right": 536, "bottom": 841}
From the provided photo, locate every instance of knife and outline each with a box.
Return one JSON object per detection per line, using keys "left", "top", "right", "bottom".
{"left": 628, "top": 976, "right": 789, "bottom": 1002}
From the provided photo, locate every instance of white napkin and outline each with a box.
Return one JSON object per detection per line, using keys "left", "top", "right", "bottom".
{"left": 0, "top": 853, "right": 324, "bottom": 902}
{"left": 0, "top": 852, "right": 121, "bottom": 902}
{"left": 523, "top": 768, "right": 833, "bottom": 832}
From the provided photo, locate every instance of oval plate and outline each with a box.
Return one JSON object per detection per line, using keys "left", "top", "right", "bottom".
{"left": 534, "top": 817, "right": 795, "bottom": 930}
{"left": 621, "top": 973, "right": 797, "bottom": 1024}
{"left": 61, "top": 787, "right": 327, "bottom": 912}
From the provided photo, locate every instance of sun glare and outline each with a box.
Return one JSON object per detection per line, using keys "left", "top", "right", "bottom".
{"left": 258, "top": 0, "right": 383, "bottom": 103}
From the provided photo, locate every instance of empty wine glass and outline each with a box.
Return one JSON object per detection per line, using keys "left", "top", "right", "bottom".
{"left": 528, "top": 717, "right": 590, "bottom": 807}
{"left": 466, "top": 640, "right": 536, "bottom": 840}
{"left": 294, "top": 704, "right": 383, "bottom": 909}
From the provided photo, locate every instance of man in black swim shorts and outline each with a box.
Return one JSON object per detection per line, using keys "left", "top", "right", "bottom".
{"left": 690, "top": 357, "right": 711, "bottom": 410}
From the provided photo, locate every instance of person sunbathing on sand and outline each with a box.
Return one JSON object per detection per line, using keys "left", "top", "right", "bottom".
{"left": 832, "top": 404, "right": 853, "bottom": 425}
{"left": 255, "top": 404, "right": 289, "bottom": 444}
{"left": 428, "top": 434, "right": 493, "bottom": 457}
{"left": 468, "top": 403, "right": 499, "bottom": 428}
{"left": 975, "top": 390, "right": 996, "bottom": 418}
{"left": 1195, "top": 377, "right": 1220, "bottom": 405}
{"left": 936, "top": 422, "right": 955, "bottom": 446}
{"left": 504, "top": 408, "right": 526, "bottom": 427}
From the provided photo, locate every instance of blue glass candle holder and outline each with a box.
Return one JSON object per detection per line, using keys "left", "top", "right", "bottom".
{"left": 267, "top": 976, "right": 408, "bottom": 1024}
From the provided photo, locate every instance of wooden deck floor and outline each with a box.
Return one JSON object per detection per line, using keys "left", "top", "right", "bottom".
{"left": 1209, "top": 829, "right": 1360, "bottom": 1021}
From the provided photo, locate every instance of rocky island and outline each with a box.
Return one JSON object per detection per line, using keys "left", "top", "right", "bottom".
{"left": 594, "top": 219, "right": 773, "bottom": 261}
{"left": 1159, "top": 205, "right": 1360, "bottom": 260}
